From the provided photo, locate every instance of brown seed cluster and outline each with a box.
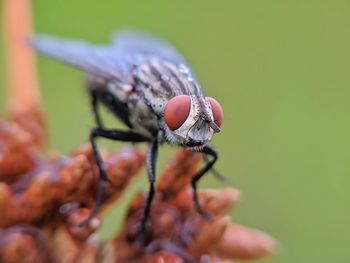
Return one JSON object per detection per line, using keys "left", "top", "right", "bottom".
{"left": 110, "top": 149, "right": 277, "bottom": 263}
{"left": 0, "top": 106, "right": 277, "bottom": 263}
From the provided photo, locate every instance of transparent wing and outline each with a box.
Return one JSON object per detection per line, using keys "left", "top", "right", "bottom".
{"left": 30, "top": 35, "right": 130, "bottom": 81}
{"left": 112, "top": 30, "right": 190, "bottom": 66}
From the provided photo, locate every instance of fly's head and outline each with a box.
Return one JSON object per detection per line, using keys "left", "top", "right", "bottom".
{"left": 162, "top": 95, "right": 223, "bottom": 149}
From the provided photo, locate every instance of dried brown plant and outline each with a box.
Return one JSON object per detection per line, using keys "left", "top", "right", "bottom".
{"left": 0, "top": 0, "right": 277, "bottom": 262}
{"left": 0, "top": 117, "right": 277, "bottom": 263}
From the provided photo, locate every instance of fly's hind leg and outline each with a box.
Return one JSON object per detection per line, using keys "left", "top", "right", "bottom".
{"left": 191, "top": 145, "right": 218, "bottom": 219}
{"left": 78, "top": 128, "right": 149, "bottom": 227}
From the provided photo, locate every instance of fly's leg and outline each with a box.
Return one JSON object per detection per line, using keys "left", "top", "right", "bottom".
{"left": 138, "top": 139, "right": 159, "bottom": 242}
{"left": 78, "top": 128, "right": 149, "bottom": 227}
{"left": 191, "top": 145, "right": 218, "bottom": 219}
{"left": 203, "top": 154, "right": 229, "bottom": 183}
{"left": 91, "top": 90, "right": 104, "bottom": 128}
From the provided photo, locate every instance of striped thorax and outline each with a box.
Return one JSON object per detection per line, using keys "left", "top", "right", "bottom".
{"left": 128, "top": 57, "right": 223, "bottom": 148}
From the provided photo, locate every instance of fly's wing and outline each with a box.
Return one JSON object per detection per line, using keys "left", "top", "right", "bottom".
{"left": 30, "top": 35, "right": 130, "bottom": 82}
{"left": 112, "top": 30, "right": 190, "bottom": 67}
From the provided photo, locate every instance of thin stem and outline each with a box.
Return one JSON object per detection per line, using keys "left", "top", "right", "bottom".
{"left": 3, "top": 0, "right": 41, "bottom": 114}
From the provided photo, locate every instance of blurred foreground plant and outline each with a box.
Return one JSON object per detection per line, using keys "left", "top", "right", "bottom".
{"left": 0, "top": 0, "right": 277, "bottom": 262}
{"left": 0, "top": 112, "right": 277, "bottom": 263}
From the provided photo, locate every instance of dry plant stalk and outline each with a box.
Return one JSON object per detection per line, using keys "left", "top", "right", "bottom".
{"left": 0, "top": 0, "right": 277, "bottom": 262}
{"left": 0, "top": 127, "right": 277, "bottom": 263}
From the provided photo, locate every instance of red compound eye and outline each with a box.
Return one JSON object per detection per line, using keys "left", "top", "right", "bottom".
{"left": 164, "top": 95, "right": 191, "bottom": 130}
{"left": 208, "top": 97, "right": 223, "bottom": 127}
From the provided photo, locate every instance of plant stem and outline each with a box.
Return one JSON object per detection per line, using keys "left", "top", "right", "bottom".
{"left": 3, "top": 0, "right": 41, "bottom": 114}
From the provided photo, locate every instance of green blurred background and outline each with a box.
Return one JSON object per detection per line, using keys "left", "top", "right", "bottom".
{"left": 1, "top": 0, "right": 350, "bottom": 262}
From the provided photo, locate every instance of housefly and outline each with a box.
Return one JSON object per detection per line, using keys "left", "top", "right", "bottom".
{"left": 31, "top": 30, "right": 224, "bottom": 237}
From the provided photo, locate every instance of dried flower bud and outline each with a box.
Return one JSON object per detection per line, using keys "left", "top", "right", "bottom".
{"left": 197, "top": 188, "right": 240, "bottom": 215}
{"left": 215, "top": 224, "right": 277, "bottom": 259}
{"left": 74, "top": 235, "right": 101, "bottom": 263}
{"left": 0, "top": 122, "right": 38, "bottom": 182}
{"left": 143, "top": 251, "right": 185, "bottom": 263}
{"left": 0, "top": 225, "right": 51, "bottom": 263}
{"left": 157, "top": 149, "right": 202, "bottom": 199}
{"left": 8, "top": 107, "right": 46, "bottom": 148}
{"left": 52, "top": 226, "right": 81, "bottom": 263}
{"left": 104, "top": 147, "right": 145, "bottom": 195}
{"left": 0, "top": 183, "right": 13, "bottom": 227}
{"left": 65, "top": 208, "right": 101, "bottom": 240}
{"left": 185, "top": 216, "right": 230, "bottom": 258}
{"left": 200, "top": 256, "right": 235, "bottom": 263}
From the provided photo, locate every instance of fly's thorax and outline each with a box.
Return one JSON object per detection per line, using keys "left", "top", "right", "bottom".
{"left": 127, "top": 92, "right": 160, "bottom": 138}
{"left": 143, "top": 87, "right": 169, "bottom": 115}
{"left": 162, "top": 95, "right": 218, "bottom": 148}
{"left": 132, "top": 57, "right": 204, "bottom": 116}
{"left": 107, "top": 82, "right": 133, "bottom": 103}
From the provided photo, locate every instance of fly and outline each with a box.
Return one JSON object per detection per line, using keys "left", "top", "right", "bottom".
{"left": 31, "top": 30, "right": 224, "bottom": 238}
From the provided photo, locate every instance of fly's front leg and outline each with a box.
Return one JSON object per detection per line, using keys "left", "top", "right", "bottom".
{"left": 79, "top": 128, "right": 149, "bottom": 227}
{"left": 191, "top": 145, "right": 218, "bottom": 219}
{"left": 138, "top": 139, "right": 158, "bottom": 241}
{"left": 203, "top": 154, "right": 228, "bottom": 183}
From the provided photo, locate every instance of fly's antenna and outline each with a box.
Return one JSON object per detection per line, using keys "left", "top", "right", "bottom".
{"left": 199, "top": 111, "right": 220, "bottom": 133}
{"left": 209, "top": 121, "right": 220, "bottom": 133}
